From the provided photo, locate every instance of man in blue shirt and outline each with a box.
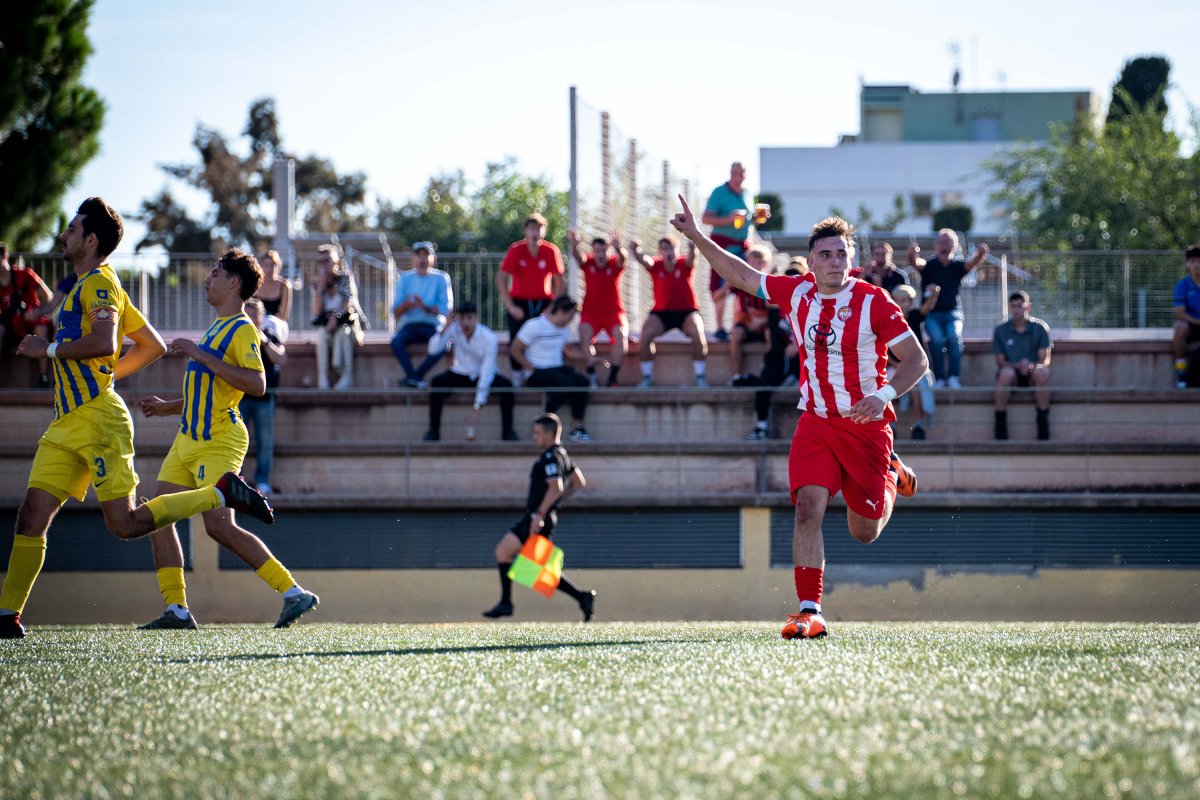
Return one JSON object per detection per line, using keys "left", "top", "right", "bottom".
{"left": 390, "top": 241, "right": 453, "bottom": 388}
{"left": 1172, "top": 244, "right": 1200, "bottom": 388}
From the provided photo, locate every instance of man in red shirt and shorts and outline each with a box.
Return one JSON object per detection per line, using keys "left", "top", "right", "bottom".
{"left": 0, "top": 244, "right": 54, "bottom": 386}
{"left": 628, "top": 235, "right": 708, "bottom": 387}
{"left": 496, "top": 213, "right": 565, "bottom": 380}
{"left": 568, "top": 228, "right": 627, "bottom": 387}
{"left": 671, "top": 197, "right": 926, "bottom": 640}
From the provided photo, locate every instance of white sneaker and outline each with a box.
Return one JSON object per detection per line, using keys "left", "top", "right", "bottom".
{"left": 947, "top": 376, "right": 962, "bottom": 389}
{"left": 1178, "top": 380, "right": 1189, "bottom": 389}
{"left": 334, "top": 374, "right": 354, "bottom": 390}
{"left": 934, "top": 378, "right": 946, "bottom": 388}
{"left": 255, "top": 482, "right": 272, "bottom": 496}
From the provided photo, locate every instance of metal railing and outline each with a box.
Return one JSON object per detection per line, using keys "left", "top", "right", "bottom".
{"left": 11, "top": 249, "right": 1189, "bottom": 337}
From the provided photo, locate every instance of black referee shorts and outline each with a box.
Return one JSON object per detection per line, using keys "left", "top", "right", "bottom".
{"left": 510, "top": 510, "right": 558, "bottom": 543}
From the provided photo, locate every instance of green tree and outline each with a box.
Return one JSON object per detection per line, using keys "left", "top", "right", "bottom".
{"left": 932, "top": 204, "right": 974, "bottom": 233}
{"left": 0, "top": 1, "right": 105, "bottom": 250}
{"left": 1106, "top": 55, "right": 1170, "bottom": 124}
{"left": 137, "top": 189, "right": 213, "bottom": 253}
{"left": 137, "top": 97, "right": 371, "bottom": 252}
{"left": 291, "top": 154, "right": 369, "bottom": 234}
{"left": 828, "top": 194, "right": 906, "bottom": 231}
{"left": 754, "top": 193, "right": 784, "bottom": 232}
{"left": 378, "top": 172, "right": 475, "bottom": 252}
{"left": 472, "top": 157, "right": 569, "bottom": 252}
{"left": 986, "top": 102, "right": 1200, "bottom": 250}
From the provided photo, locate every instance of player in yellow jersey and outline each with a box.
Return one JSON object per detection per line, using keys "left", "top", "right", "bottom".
{"left": 135, "top": 249, "right": 318, "bottom": 631}
{"left": 0, "top": 198, "right": 273, "bottom": 639}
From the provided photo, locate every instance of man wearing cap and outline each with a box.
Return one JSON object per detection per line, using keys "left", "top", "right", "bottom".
{"left": 391, "top": 241, "right": 453, "bottom": 388}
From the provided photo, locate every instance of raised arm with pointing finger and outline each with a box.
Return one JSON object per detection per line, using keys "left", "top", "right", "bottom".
{"left": 670, "top": 195, "right": 763, "bottom": 296}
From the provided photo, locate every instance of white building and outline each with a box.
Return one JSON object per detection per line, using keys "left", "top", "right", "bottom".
{"left": 761, "top": 84, "right": 1097, "bottom": 237}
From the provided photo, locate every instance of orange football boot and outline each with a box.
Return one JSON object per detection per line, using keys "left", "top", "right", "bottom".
{"left": 781, "top": 611, "right": 828, "bottom": 640}
{"left": 890, "top": 452, "right": 918, "bottom": 498}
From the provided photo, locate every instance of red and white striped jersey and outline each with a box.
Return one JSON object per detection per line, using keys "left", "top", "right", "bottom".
{"left": 761, "top": 273, "right": 913, "bottom": 421}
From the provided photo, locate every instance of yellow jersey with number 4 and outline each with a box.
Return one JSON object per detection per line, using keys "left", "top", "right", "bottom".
{"left": 179, "top": 313, "right": 264, "bottom": 441}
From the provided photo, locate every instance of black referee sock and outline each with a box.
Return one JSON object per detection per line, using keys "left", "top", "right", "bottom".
{"left": 556, "top": 575, "right": 586, "bottom": 602}
{"left": 498, "top": 562, "right": 513, "bottom": 604}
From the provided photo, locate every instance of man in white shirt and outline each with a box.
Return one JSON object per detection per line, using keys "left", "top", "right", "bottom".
{"left": 424, "top": 301, "right": 517, "bottom": 442}
{"left": 510, "top": 296, "right": 593, "bottom": 442}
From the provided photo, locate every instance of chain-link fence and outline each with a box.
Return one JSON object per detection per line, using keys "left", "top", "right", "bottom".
{"left": 570, "top": 88, "right": 706, "bottom": 334}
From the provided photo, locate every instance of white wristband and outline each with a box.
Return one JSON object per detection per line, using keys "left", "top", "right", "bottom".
{"left": 871, "top": 384, "right": 898, "bottom": 403}
{"left": 46, "top": 343, "right": 59, "bottom": 359}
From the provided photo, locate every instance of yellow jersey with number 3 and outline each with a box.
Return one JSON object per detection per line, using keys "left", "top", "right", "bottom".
{"left": 52, "top": 265, "right": 147, "bottom": 419}
{"left": 179, "top": 313, "right": 264, "bottom": 441}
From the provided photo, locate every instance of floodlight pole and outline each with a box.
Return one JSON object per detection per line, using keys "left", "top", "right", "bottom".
{"left": 272, "top": 157, "right": 297, "bottom": 286}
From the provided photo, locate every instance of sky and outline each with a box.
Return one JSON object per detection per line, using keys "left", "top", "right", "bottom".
{"left": 65, "top": 0, "right": 1199, "bottom": 256}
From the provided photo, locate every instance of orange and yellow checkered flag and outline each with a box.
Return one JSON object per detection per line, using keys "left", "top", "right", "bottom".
{"left": 506, "top": 534, "right": 563, "bottom": 598}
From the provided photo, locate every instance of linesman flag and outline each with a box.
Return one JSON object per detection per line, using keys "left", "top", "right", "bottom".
{"left": 507, "top": 534, "right": 563, "bottom": 598}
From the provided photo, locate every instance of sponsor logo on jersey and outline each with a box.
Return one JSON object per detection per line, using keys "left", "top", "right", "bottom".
{"left": 809, "top": 322, "right": 837, "bottom": 348}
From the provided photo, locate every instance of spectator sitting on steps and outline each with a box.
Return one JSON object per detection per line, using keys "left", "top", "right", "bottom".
{"left": 510, "top": 295, "right": 594, "bottom": 442}
{"left": 310, "top": 245, "right": 363, "bottom": 390}
{"left": 423, "top": 300, "right": 518, "bottom": 443}
{"left": 628, "top": 236, "right": 708, "bottom": 388}
{"left": 1172, "top": 244, "right": 1200, "bottom": 388}
{"left": 567, "top": 228, "right": 628, "bottom": 388}
{"left": 992, "top": 290, "right": 1053, "bottom": 441}
{"left": 391, "top": 241, "right": 452, "bottom": 389}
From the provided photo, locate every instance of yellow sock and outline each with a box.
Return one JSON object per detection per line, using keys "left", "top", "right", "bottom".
{"left": 255, "top": 557, "right": 298, "bottom": 593}
{"left": 1176, "top": 359, "right": 1188, "bottom": 373}
{"left": 146, "top": 486, "right": 221, "bottom": 529}
{"left": 0, "top": 535, "right": 48, "bottom": 614}
{"left": 156, "top": 567, "right": 188, "bottom": 608}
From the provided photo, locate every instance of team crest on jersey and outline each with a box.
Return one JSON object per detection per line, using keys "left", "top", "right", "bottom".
{"left": 538, "top": 259, "right": 547, "bottom": 270}
{"left": 836, "top": 306, "right": 853, "bottom": 322}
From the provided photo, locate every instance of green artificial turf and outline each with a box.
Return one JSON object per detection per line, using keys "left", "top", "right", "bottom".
{"left": 1, "top": 622, "right": 1197, "bottom": 799}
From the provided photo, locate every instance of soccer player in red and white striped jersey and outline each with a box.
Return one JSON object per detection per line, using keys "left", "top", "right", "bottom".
{"left": 670, "top": 197, "right": 928, "bottom": 640}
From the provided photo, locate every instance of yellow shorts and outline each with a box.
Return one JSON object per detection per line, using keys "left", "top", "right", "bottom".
{"left": 157, "top": 424, "right": 248, "bottom": 489}
{"left": 29, "top": 391, "right": 139, "bottom": 503}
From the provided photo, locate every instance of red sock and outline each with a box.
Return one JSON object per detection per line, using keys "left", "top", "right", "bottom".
{"left": 793, "top": 566, "right": 823, "bottom": 610}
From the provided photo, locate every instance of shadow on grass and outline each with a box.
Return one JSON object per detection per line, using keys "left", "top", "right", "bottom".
{"left": 168, "top": 638, "right": 711, "bottom": 664}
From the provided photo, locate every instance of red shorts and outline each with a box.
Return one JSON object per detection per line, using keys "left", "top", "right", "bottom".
{"left": 8, "top": 315, "right": 53, "bottom": 338}
{"left": 579, "top": 311, "right": 627, "bottom": 342}
{"left": 788, "top": 412, "right": 896, "bottom": 520}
